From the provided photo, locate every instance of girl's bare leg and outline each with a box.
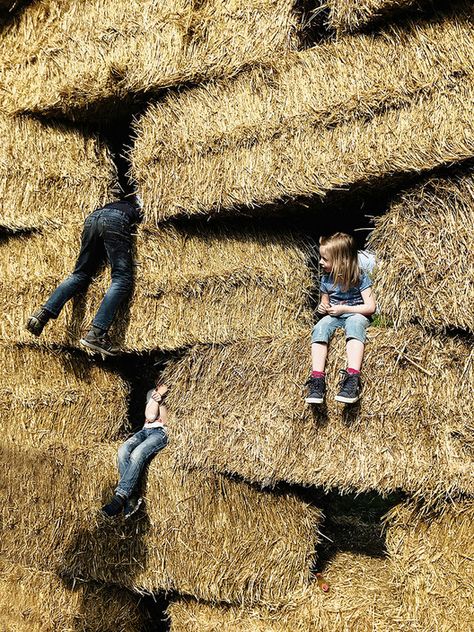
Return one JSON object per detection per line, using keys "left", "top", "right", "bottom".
{"left": 346, "top": 339, "right": 364, "bottom": 371}
{"left": 311, "top": 342, "right": 328, "bottom": 373}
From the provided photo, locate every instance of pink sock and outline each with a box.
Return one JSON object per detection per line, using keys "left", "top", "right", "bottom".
{"left": 311, "top": 370, "right": 325, "bottom": 378}
{"left": 347, "top": 368, "right": 360, "bottom": 375}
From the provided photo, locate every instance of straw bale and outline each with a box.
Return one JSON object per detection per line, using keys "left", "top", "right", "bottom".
{"left": 167, "top": 551, "right": 399, "bottom": 631}
{"left": 0, "top": 222, "right": 314, "bottom": 350}
{"left": 385, "top": 499, "right": 474, "bottom": 631}
{"left": 0, "top": 344, "right": 129, "bottom": 447}
{"left": 0, "top": 0, "right": 298, "bottom": 119}
{"left": 1, "top": 441, "right": 321, "bottom": 605}
{"left": 0, "top": 562, "right": 146, "bottom": 632}
{"left": 368, "top": 167, "right": 474, "bottom": 334}
{"left": 161, "top": 326, "right": 474, "bottom": 500}
{"left": 326, "top": 0, "right": 431, "bottom": 34}
{"left": 132, "top": 8, "right": 474, "bottom": 222}
{"left": 0, "top": 113, "right": 115, "bottom": 231}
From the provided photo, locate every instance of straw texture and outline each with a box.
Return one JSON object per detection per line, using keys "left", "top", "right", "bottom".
{"left": 0, "top": 344, "right": 129, "bottom": 447}
{"left": 326, "top": 0, "right": 430, "bottom": 33}
{"left": 167, "top": 552, "right": 398, "bottom": 631}
{"left": 369, "top": 167, "right": 474, "bottom": 334}
{"left": 1, "top": 222, "right": 314, "bottom": 350}
{"left": 132, "top": 6, "right": 474, "bottom": 221}
{"left": 0, "top": 0, "right": 298, "bottom": 119}
{"left": 0, "top": 563, "right": 145, "bottom": 632}
{"left": 1, "top": 441, "right": 321, "bottom": 605}
{"left": 385, "top": 500, "right": 474, "bottom": 631}
{"left": 0, "top": 113, "right": 115, "bottom": 230}
{"left": 162, "top": 327, "right": 474, "bottom": 500}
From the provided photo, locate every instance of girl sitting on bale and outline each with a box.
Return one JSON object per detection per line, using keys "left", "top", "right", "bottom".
{"left": 101, "top": 383, "right": 168, "bottom": 519}
{"left": 305, "top": 232, "right": 376, "bottom": 405}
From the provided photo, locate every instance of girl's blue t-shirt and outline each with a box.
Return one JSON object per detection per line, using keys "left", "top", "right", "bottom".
{"left": 320, "top": 271, "right": 372, "bottom": 306}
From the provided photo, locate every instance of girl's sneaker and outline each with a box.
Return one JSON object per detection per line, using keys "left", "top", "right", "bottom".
{"left": 101, "top": 493, "right": 125, "bottom": 518}
{"left": 305, "top": 376, "right": 326, "bottom": 404}
{"left": 335, "top": 370, "right": 361, "bottom": 404}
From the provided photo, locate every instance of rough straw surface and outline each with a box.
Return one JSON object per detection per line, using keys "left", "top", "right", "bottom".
{"left": 326, "top": 0, "right": 430, "bottom": 33}
{"left": 0, "top": 563, "right": 145, "bottom": 632}
{"left": 385, "top": 500, "right": 474, "bottom": 631}
{"left": 1, "top": 223, "right": 314, "bottom": 350}
{"left": 369, "top": 167, "right": 474, "bottom": 334}
{"left": 162, "top": 327, "right": 474, "bottom": 500}
{"left": 0, "top": 0, "right": 298, "bottom": 119}
{"left": 132, "top": 5, "right": 474, "bottom": 221}
{"left": 0, "top": 113, "right": 115, "bottom": 230}
{"left": 167, "top": 552, "right": 399, "bottom": 631}
{"left": 0, "top": 345, "right": 129, "bottom": 447}
{"left": 1, "top": 441, "right": 321, "bottom": 605}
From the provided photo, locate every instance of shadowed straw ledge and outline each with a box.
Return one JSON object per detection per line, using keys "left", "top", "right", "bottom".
{"left": 162, "top": 326, "right": 474, "bottom": 500}
{"left": 369, "top": 166, "right": 474, "bottom": 334}
{"left": 326, "top": 0, "right": 434, "bottom": 33}
{"left": 0, "top": 441, "right": 321, "bottom": 605}
{"left": 0, "top": 562, "right": 146, "bottom": 632}
{"left": 0, "top": 222, "right": 315, "bottom": 350}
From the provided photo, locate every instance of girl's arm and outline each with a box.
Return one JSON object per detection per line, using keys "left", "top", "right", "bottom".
{"left": 145, "top": 384, "right": 168, "bottom": 422}
{"left": 158, "top": 404, "right": 168, "bottom": 425}
{"left": 327, "top": 287, "right": 376, "bottom": 317}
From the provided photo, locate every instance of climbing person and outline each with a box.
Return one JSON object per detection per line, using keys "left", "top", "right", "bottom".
{"left": 305, "top": 232, "right": 376, "bottom": 405}
{"left": 26, "top": 198, "right": 142, "bottom": 356}
{"left": 101, "top": 383, "right": 169, "bottom": 519}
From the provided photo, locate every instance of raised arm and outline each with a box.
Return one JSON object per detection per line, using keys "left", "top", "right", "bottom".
{"left": 144, "top": 383, "right": 168, "bottom": 423}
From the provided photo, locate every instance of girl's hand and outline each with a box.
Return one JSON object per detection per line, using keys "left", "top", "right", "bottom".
{"left": 327, "top": 304, "right": 346, "bottom": 316}
{"left": 152, "top": 383, "right": 168, "bottom": 402}
{"left": 317, "top": 302, "right": 330, "bottom": 314}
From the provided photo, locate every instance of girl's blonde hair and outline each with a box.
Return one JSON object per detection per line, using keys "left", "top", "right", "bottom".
{"left": 319, "top": 232, "right": 360, "bottom": 291}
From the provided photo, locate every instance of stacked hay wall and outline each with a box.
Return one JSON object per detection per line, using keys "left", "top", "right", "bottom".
{"left": 0, "top": 113, "right": 115, "bottom": 230}
{"left": 0, "top": 222, "right": 315, "bottom": 349}
{"left": 0, "top": 441, "right": 321, "bottom": 605}
{"left": 131, "top": 4, "right": 474, "bottom": 222}
{"left": 0, "top": 563, "right": 147, "bottom": 632}
{"left": 0, "top": 0, "right": 299, "bottom": 119}
{"left": 161, "top": 327, "right": 474, "bottom": 500}
{"left": 0, "top": 345, "right": 129, "bottom": 446}
{"left": 368, "top": 166, "right": 474, "bottom": 333}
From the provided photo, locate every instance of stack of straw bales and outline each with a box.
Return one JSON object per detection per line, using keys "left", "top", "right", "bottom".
{"left": 166, "top": 499, "right": 474, "bottom": 630}
{"left": 369, "top": 166, "right": 474, "bottom": 333}
{"left": 167, "top": 552, "right": 398, "bottom": 630}
{"left": 162, "top": 327, "right": 474, "bottom": 501}
{"left": 1, "top": 223, "right": 315, "bottom": 349}
{"left": 0, "top": 113, "right": 115, "bottom": 230}
{"left": 0, "top": 345, "right": 129, "bottom": 446}
{"left": 1, "top": 441, "right": 321, "bottom": 605}
{"left": 326, "top": 0, "right": 432, "bottom": 33}
{"left": 0, "top": 0, "right": 299, "bottom": 119}
{"left": 385, "top": 499, "right": 474, "bottom": 631}
{"left": 0, "top": 563, "right": 146, "bottom": 632}
{"left": 131, "top": 4, "right": 474, "bottom": 222}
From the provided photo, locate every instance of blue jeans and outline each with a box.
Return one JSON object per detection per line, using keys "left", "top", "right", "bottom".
{"left": 43, "top": 207, "right": 134, "bottom": 331}
{"left": 115, "top": 427, "right": 168, "bottom": 498}
{"left": 311, "top": 313, "right": 370, "bottom": 344}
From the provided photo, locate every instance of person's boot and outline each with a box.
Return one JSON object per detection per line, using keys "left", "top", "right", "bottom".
{"left": 101, "top": 493, "right": 126, "bottom": 518}
{"left": 335, "top": 369, "right": 361, "bottom": 404}
{"left": 80, "top": 326, "right": 119, "bottom": 356}
{"left": 304, "top": 375, "right": 326, "bottom": 404}
{"left": 26, "top": 308, "right": 53, "bottom": 336}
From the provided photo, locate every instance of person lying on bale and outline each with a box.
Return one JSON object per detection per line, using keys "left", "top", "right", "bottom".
{"left": 101, "top": 383, "right": 169, "bottom": 519}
